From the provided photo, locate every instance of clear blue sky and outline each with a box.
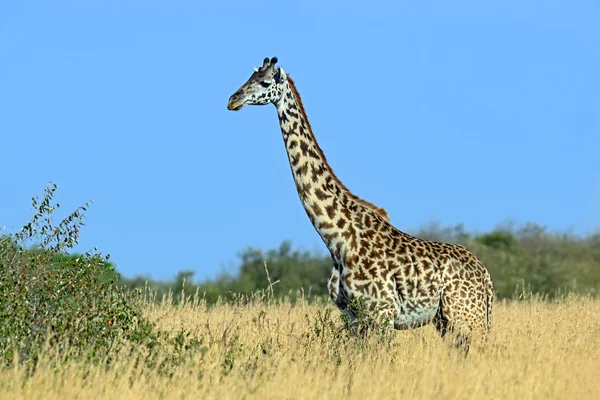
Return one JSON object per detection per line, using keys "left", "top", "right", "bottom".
{"left": 1, "top": 1, "right": 598, "bottom": 281}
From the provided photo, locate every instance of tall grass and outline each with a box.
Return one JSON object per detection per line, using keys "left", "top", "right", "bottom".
{"left": 1, "top": 292, "right": 598, "bottom": 399}
{"left": 2, "top": 184, "right": 598, "bottom": 399}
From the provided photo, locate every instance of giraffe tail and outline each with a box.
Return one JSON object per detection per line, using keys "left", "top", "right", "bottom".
{"left": 484, "top": 271, "right": 494, "bottom": 333}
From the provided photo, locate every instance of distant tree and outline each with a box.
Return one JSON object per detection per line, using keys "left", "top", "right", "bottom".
{"left": 235, "top": 240, "right": 330, "bottom": 298}
{"left": 475, "top": 231, "right": 516, "bottom": 249}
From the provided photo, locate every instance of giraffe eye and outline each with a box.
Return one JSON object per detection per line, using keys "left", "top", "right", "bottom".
{"left": 259, "top": 80, "right": 272, "bottom": 88}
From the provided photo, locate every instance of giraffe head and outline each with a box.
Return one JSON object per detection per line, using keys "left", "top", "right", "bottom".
{"left": 227, "top": 56, "right": 287, "bottom": 111}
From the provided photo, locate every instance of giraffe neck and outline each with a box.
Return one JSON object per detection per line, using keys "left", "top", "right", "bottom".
{"left": 275, "top": 77, "right": 385, "bottom": 257}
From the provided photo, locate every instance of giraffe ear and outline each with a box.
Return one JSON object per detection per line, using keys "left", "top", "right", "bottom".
{"left": 274, "top": 67, "right": 286, "bottom": 83}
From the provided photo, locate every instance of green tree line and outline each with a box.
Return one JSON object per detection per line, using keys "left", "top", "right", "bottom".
{"left": 120, "top": 222, "right": 600, "bottom": 302}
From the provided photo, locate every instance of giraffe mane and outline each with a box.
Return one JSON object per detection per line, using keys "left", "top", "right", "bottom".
{"left": 286, "top": 76, "right": 390, "bottom": 222}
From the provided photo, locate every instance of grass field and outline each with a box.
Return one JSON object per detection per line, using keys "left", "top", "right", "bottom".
{"left": 1, "top": 294, "right": 599, "bottom": 400}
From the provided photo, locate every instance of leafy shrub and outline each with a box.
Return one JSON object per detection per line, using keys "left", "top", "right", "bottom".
{"left": 0, "top": 183, "right": 157, "bottom": 368}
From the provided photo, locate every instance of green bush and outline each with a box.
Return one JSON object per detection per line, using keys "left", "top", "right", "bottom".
{"left": 0, "top": 183, "right": 157, "bottom": 368}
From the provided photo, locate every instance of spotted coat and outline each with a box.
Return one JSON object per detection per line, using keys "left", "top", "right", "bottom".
{"left": 228, "top": 57, "right": 494, "bottom": 346}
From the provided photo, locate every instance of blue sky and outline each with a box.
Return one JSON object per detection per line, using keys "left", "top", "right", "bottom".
{"left": 1, "top": 1, "right": 598, "bottom": 281}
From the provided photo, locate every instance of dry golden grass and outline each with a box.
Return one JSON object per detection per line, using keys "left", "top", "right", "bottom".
{"left": 2, "top": 294, "right": 599, "bottom": 400}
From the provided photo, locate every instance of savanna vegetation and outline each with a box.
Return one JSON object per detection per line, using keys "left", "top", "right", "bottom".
{"left": 1, "top": 183, "right": 599, "bottom": 399}
{"left": 123, "top": 220, "right": 600, "bottom": 304}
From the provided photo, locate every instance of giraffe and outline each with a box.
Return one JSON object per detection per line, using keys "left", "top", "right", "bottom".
{"left": 227, "top": 57, "right": 494, "bottom": 351}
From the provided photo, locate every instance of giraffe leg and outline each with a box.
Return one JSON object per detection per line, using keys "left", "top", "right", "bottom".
{"left": 434, "top": 261, "right": 490, "bottom": 354}
{"left": 327, "top": 258, "right": 341, "bottom": 304}
{"left": 433, "top": 312, "right": 470, "bottom": 355}
{"left": 434, "top": 288, "right": 484, "bottom": 356}
{"left": 433, "top": 301, "right": 449, "bottom": 338}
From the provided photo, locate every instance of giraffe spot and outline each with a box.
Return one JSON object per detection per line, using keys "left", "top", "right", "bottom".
{"left": 316, "top": 164, "right": 326, "bottom": 176}
{"left": 335, "top": 242, "right": 343, "bottom": 256}
{"left": 342, "top": 224, "right": 357, "bottom": 241}
{"left": 290, "top": 153, "right": 301, "bottom": 166}
{"left": 424, "top": 269, "right": 434, "bottom": 282}
{"left": 418, "top": 285, "right": 432, "bottom": 298}
{"left": 368, "top": 283, "right": 377, "bottom": 296}
{"left": 341, "top": 208, "right": 352, "bottom": 221}
{"left": 325, "top": 204, "right": 337, "bottom": 220}
{"left": 300, "top": 141, "right": 309, "bottom": 156}
{"left": 323, "top": 232, "right": 339, "bottom": 244}
{"left": 336, "top": 217, "right": 346, "bottom": 229}
{"left": 312, "top": 203, "right": 323, "bottom": 217}
{"left": 295, "top": 162, "right": 309, "bottom": 177}
{"left": 343, "top": 254, "right": 359, "bottom": 267}
{"left": 320, "top": 221, "right": 334, "bottom": 230}
{"left": 314, "top": 188, "right": 330, "bottom": 201}
{"left": 341, "top": 273, "right": 352, "bottom": 287}
{"left": 367, "top": 268, "right": 379, "bottom": 281}
{"left": 363, "top": 229, "right": 376, "bottom": 240}
{"left": 371, "top": 217, "right": 382, "bottom": 229}
{"left": 310, "top": 168, "right": 319, "bottom": 183}
{"left": 279, "top": 111, "right": 289, "bottom": 123}
{"left": 335, "top": 186, "right": 343, "bottom": 197}
{"left": 368, "top": 249, "right": 382, "bottom": 259}
{"left": 398, "top": 255, "right": 410, "bottom": 264}
{"left": 354, "top": 268, "right": 369, "bottom": 281}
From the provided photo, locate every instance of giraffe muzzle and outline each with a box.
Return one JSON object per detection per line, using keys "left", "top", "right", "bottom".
{"left": 227, "top": 94, "right": 243, "bottom": 111}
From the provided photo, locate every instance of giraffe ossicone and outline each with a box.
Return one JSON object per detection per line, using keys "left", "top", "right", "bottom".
{"left": 227, "top": 56, "right": 494, "bottom": 352}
